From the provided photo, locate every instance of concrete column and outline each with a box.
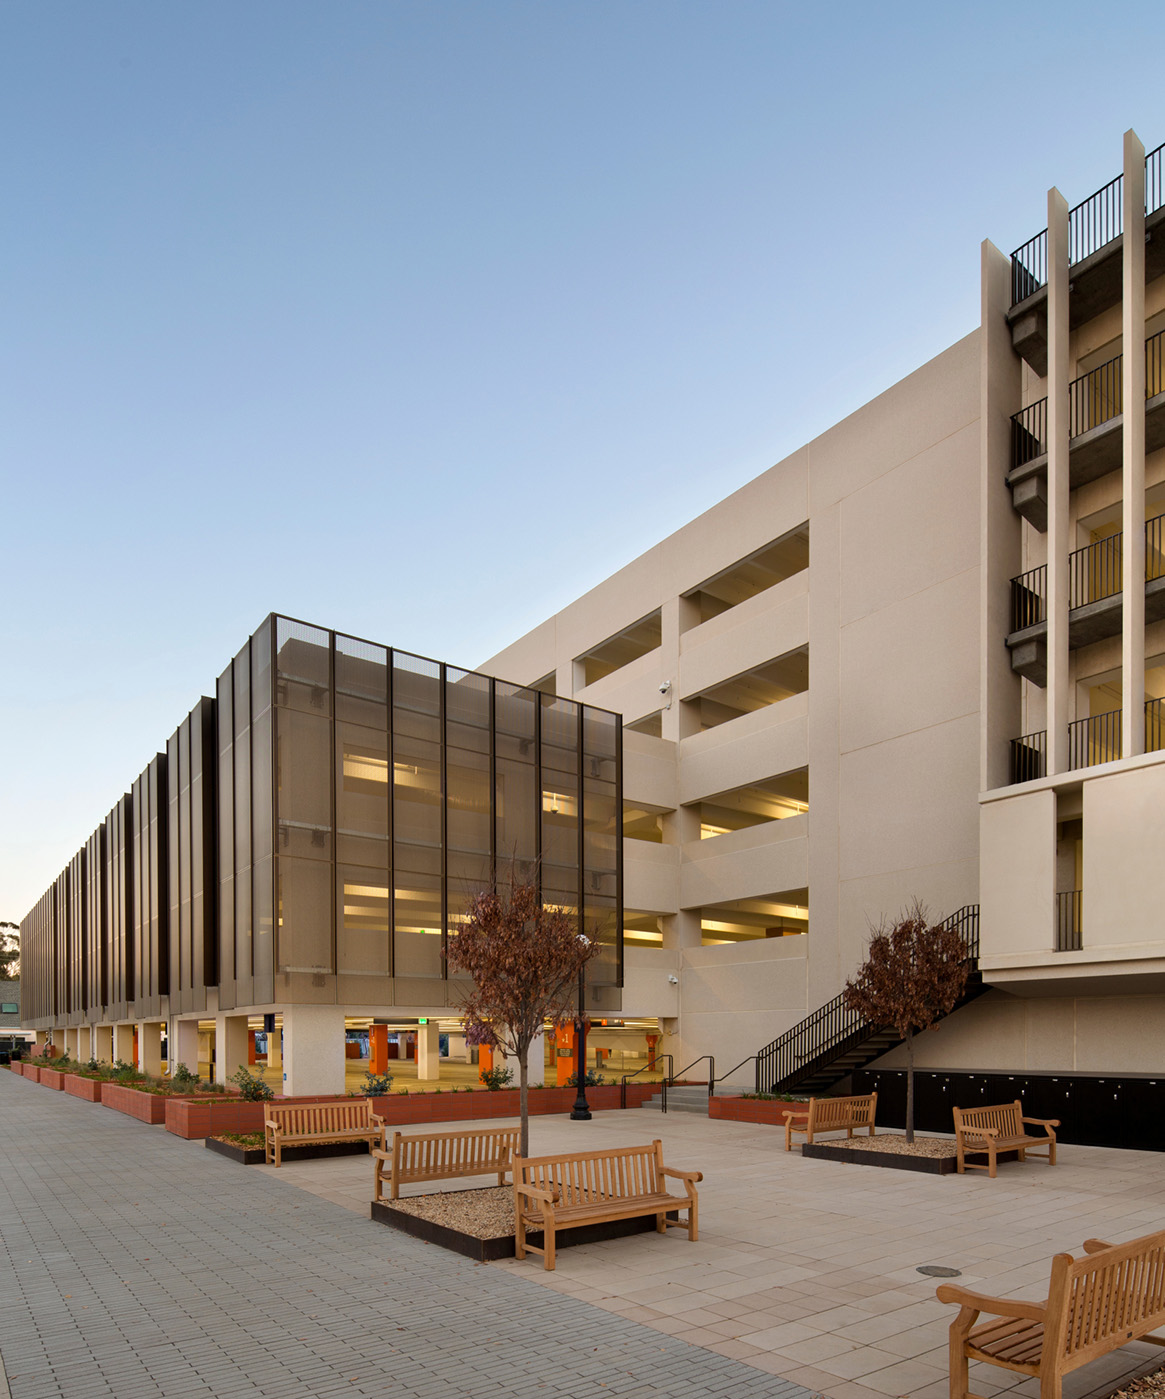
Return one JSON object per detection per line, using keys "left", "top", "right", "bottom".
{"left": 266, "top": 1023, "right": 282, "bottom": 1071}
{"left": 63, "top": 1029, "right": 77, "bottom": 1060}
{"left": 1123, "top": 129, "right": 1147, "bottom": 757}
{"left": 526, "top": 1028, "right": 547, "bottom": 1086}
{"left": 659, "top": 597, "right": 681, "bottom": 743}
{"left": 663, "top": 909, "right": 702, "bottom": 952}
{"left": 95, "top": 1025, "right": 113, "bottom": 1064}
{"left": 78, "top": 1025, "right": 93, "bottom": 1062}
{"left": 416, "top": 1021, "right": 441, "bottom": 1082}
{"left": 35, "top": 1030, "right": 48, "bottom": 1052}
{"left": 281, "top": 1005, "right": 346, "bottom": 1097}
{"left": 138, "top": 1022, "right": 163, "bottom": 1077}
{"left": 214, "top": 1014, "right": 250, "bottom": 1085}
{"left": 369, "top": 1024, "right": 388, "bottom": 1075}
{"left": 1046, "top": 187, "right": 1071, "bottom": 776}
{"left": 172, "top": 1019, "right": 199, "bottom": 1077}
{"left": 113, "top": 1023, "right": 134, "bottom": 1066}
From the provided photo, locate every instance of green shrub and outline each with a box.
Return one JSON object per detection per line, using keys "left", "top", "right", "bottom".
{"left": 227, "top": 1065, "right": 274, "bottom": 1101}
{"left": 480, "top": 1064, "right": 514, "bottom": 1091}
{"left": 566, "top": 1068, "right": 608, "bottom": 1088}
{"left": 170, "top": 1062, "right": 200, "bottom": 1091}
{"left": 358, "top": 1071, "right": 393, "bottom": 1097}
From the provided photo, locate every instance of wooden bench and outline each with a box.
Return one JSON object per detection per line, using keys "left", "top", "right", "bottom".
{"left": 952, "top": 1099, "right": 1058, "bottom": 1177}
{"left": 513, "top": 1139, "right": 702, "bottom": 1271}
{"left": 782, "top": 1092, "right": 877, "bottom": 1151}
{"left": 937, "top": 1230, "right": 1165, "bottom": 1399}
{"left": 372, "top": 1127, "right": 519, "bottom": 1202}
{"left": 264, "top": 1100, "right": 386, "bottom": 1167}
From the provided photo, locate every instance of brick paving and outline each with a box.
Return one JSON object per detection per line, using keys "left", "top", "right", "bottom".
{"left": 0, "top": 1070, "right": 807, "bottom": 1399}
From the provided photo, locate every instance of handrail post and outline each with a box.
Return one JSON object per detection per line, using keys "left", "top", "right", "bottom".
{"left": 708, "top": 1056, "right": 715, "bottom": 1098}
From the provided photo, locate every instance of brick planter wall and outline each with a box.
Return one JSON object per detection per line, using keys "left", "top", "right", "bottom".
{"left": 38, "top": 1068, "right": 67, "bottom": 1090}
{"left": 165, "top": 1082, "right": 659, "bottom": 1140}
{"left": 63, "top": 1074, "right": 104, "bottom": 1103}
{"left": 708, "top": 1096, "right": 805, "bottom": 1127}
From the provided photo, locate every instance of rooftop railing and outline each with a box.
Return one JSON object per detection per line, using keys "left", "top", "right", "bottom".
{"left": 1148, "top": 328, "right": 1165, "bottom": 400}
{"left": 1056, "top": 891, "right": 1083, "bottom": 952}
{"left": 1069, "top": 709, "right": 1121, "bottom": 770}
{"left": 1011, "top": 398, "right": 1047, "bottom": 469}
{"left": 1010, "top": 143, "right": 1164, "bottom": 306}
{"left": 1010, "top": 565, "right": 1047, "bottom": 632}
{"left": 1010, "top": 731, "right": 1047, "bottom": 784}
{"left": 1011, "top": 703, "right": 1165, "bottom": 784}
{"left": 1069, "top": 532, "right": 1122, "bottom": 610}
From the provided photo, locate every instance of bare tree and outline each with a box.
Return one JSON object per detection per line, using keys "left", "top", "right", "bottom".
{"left": 446, "top": 870, "right": 600, "bottom": 1159}
{"left": 0, "top": 923, "right": 18, "bottom": 979}
{"left": 842, "top": 901, "right": 969, "bottom": 1143}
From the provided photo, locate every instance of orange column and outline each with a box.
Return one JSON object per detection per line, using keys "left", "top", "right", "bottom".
{"left": 248, "top": 1031, "right": 258, "bottom": 1066}
{"left": 133, "top": 1027, "right": 139, "bottom": 1065}
{"left": 478, "top": 1043, "right": 493, "bottom": 1084}
{"left": 555, "top": 1023, "right": 576, "bottom": 1086}
{"left": 370, "top": 1025, "right": 388, "bottom": 1076}
{"left": 645, "top": 1033, "right": 660, "bottom": 1071}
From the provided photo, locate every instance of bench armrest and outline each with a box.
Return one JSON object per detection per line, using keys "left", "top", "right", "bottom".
{"left": 1082, "top": 1238, "right": 1113, "bottom": 1254}
{"left": 514, "top": 1183, "right": 560, "bottom": 1206}
{"left": 371, "top": 1148, "right": 390, "bottom": 1163}
{"left": 935, "top": 1283, "right": 1046, "bottom": 1322}
{"left": 1021, "top": 1116, "right": 1060, "bottom": 1129}
{"left": 660, "top": 1166, "right": 703, "bottom": 1184}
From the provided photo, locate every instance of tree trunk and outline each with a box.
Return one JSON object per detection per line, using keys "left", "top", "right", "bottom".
{"left": 904, "top": 1027, "right": 915, "bottom": 1145}
{"left": 518, "top": 1045, "right": 530, "bottom": 1160}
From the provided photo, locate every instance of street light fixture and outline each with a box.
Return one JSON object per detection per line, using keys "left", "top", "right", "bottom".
{"left": 570, "top": 934, "right": 592, "bottom": 1121}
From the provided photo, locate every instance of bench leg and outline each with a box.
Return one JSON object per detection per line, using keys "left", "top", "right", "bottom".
{"left": 688, "top": 1196, "right": 698, "bottom": 1243}
{"left": 656, "top": 1210, "right": 667, "bottom": 1234}
{"left": 544, "top": 1223, "right": 555, "bottom": 1272}
{"left": 949, "top": 1333, "right": 970, "bottom": 1399}
{"left": 515, "top": 1211, "right": 526, "bottom": 1261}
{"left": 987, "top": 1146, "right": 996, "bottom": 1180}
{"left": 1048, "top": 1139, "right": 1056, "bottom": 1167}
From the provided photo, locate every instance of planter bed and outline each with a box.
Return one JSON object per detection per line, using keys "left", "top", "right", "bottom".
{"left": 708, "top": 1095, "right": 807, "bottom": 1127}
{"left": 801, "top": 1135, "right": 961, "bottom": 1175}
{"left": 205, "top": 1137, "right": 374, "bottom": 1166}
{"left": 37, "top": 1067, "right": 67, "bottom": 1090}
{"left": 63, "top": 1074, "right": 104, "bottom": 1103}
{"left": 371, "top": 1188, "right": 663, "bottom": 1264}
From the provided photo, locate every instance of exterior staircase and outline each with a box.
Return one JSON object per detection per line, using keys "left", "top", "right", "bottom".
{"left": 642, "top": 1084, "right": 709, "bottom": 1115}
{"left": 754, "top": 905, "right": 985, "bottom": 1096}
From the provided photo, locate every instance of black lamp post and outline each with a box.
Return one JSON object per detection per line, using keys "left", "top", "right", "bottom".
{"left": 570, "top": 960, "right": 592, "bottom": 1121}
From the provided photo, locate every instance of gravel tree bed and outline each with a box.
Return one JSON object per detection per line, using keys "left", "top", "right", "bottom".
{"left": 1111, "top": 1369, "right": 1165, "bottom": 1399}
{"left": 388, "top": 1186, "right": 515, "bottom": 1239}
{"left": 824, "top": 1133, "right": 958, "bottom": 1159}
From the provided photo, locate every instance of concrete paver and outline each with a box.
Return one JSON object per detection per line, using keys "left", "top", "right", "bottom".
{"left": 0, "top": 1072, "right": 806, "bottom": 1398}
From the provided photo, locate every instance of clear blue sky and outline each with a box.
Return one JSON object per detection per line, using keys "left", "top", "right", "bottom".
{"left": 3, "top": 0, "right": 1163, "bottom": 920}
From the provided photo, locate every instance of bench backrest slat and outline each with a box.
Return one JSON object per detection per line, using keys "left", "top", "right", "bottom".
{"left": 393, "top": 1127, "right": 517, "bottom": 1178}
{"left": 953, "top": 1100, "right": 1024, "bottom": 1138}
{"left": 1043, "top": 1232, "right": 1165, "bottom": 1369}
{"left": 266, "top": 1101, "right": 375, "bottom": 1133}
{"left": 515, "top": 1142, "right": 664, "bottom": 1204}
{"left": 807, "top": 1094, "right": 876, "bottom": 1131}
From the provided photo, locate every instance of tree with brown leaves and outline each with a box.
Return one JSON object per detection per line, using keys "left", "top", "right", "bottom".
{"left": 842, "top": 902, "right": 969, "bottom": 1143}
{"left": 446, "top": 871, "right": 600, "bottom": 1159}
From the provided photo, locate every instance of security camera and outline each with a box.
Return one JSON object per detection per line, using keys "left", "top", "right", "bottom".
{"left": 667, "top": 973, "right": 679, "bottom": 985}
{"left": 659, "top": 680, "right": 671, "bottom": 695}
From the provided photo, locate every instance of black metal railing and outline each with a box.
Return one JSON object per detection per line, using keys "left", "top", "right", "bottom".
{"left": 1069, "top": 708, "right": 1121, "bottom": 770}
{"left": 1069, "top": 533, "right": 1122, "bottom": 609}
{"left": 1148, "top": 698, "right": 1165, "bottom": 754}
{"left": 713, "top": 1055, "right": 757, "bottom": 1095}
{"left": 754, "top": 906, "right": 979, "bottom": 1094}
{"left": 661, "top": 1055, "right": 714, "bottom": 1113}
{"left": 1011, "top": 230, "right": 1047, "bottom": 305}
{"left": 1010, "top": 730, "right": 1047, "bottom": 784}
{"left": 1148, "top": 329, "right": 1165, "bottom": 401}
{"left": 1011, "top": 398, "right": 1048, "bottom": 470}
{"left": 1148, "top": 142, "right": 1165, "bottom": 218}
{"left": 1069, "top": 354, "right": 1122, "bottom": 438}
{"left": 1056, "top": 891, "right": 1083, "bottom": 952}
{"left": 620, "top": 1053, "right": 671, "bottom": 1110}
{"left": 1147, "top": 513, "right": 1165, "bottom": 585}
{"left": 1069, "top": 175, "right": 1123, "bottom": 265}
{"left": 1010, "top": 565, "right": 1046, "bottom": 632}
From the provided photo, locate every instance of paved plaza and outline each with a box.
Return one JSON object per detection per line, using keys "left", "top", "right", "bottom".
{"left": 0, "top": 1070, "right": 806, "bottom": 1399}
{"left": 3, "top": 1071, "right": 1165, "bottom": 1399}
{"left": 256, "top": 1102, "right": 1165, "bottom": 1399}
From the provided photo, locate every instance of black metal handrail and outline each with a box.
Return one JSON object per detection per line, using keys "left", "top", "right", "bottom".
{"left": 1070, "top": 533, "right": 1122, "bottom": 610}
{"left": 1010, "top": 565, "right": 1046, "bottom": 632}
{"left": 1148, "top": 142, "right": 1165, "bottom": 218}
{"left": 1056, "top": 890, "right": 1082, "bottom": 952}
{"left": 619, "top": 1053, "right": 671, "bottom": 1109}
{"left": 754, "top": 906, "right": 979, "bottom": 1095}
{"left": 1148, "top": 698, "right": 1165, "bottom": 755}
{"left": 1070, "top": 174, "right": 1123, "bottom": 265}
{"left": 1011, "top": 230, "right": 1047, "bottom": 305}
{"left": 661, "top": 1054, "right": 714, "bottom": 1113}
{"left": 1149, "top": 514, "right": 1165, "bottom": 585}
{"left": 1011, "top": 398, "right": 1047, "bottom": 471}
{"left": 1010, "top": 730, "right": 1047, "bottom": 784}
{"left": 1069, "top": 354, "right": 1122, "bottom": 438}
{"left": 710, "top": 1054, "right": 757, "bottom": 1094}
{"left": 1148, "top": 329, "right": 1165, "bottom": 401}
{"left": 1069, "top": 708, "right": 1121, "bottom": 771}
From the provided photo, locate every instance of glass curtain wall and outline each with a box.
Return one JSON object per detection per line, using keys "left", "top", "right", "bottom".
{"left": 267, "top": 615, "right": 623, "bottom": 1010}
